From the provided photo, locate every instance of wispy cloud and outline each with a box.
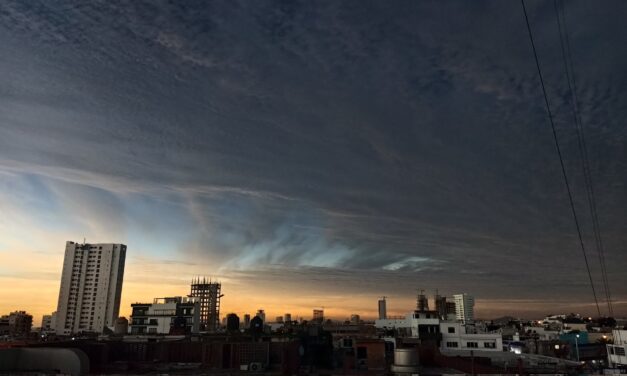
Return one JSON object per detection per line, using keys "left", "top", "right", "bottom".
{"left": 0, "top": 0, "right": 626, "bottom": 321}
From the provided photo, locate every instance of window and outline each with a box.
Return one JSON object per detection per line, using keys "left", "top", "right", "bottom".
{"left": 448, "top": 327, "right": 455, "bottom": 333}
{"left": 616, "top": 347, "right": 626, "bottom": 356}
{"left": 446, "top": 342, "right": 458, "bottom": 348}
{"left": 467, "top": 342, "right": 478, "bottom": 348}
{"left": 357, "top": 347, "right": 368, "bottom": 359}
{"left": 484, "top": 342, "right": 496, "bottom": 349}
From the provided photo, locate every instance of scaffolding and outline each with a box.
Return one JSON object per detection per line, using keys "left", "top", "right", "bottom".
{"left": 189, "top": 277, "right": 223, "bottom": 332}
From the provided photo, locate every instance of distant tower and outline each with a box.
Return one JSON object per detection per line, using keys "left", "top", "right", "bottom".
{"left": 453, "top": 293, "right": 475, "bottom": 323}
{"left": 446, "top": 302, "right": 456, "bottom": 316}
{"left": 350, "top": 314, "right": 361, "bottom": 324}
{"left": 416, "top": 289, "right": 429, "bottom": 312}
{"left": 244, "top": 314, "right": 251, "bottom": 328}
{"left": 256, "top": 309, "right": 266, "bottom": 323}
{"left": 189, "top": 277, "right": 223, "bottom": 332}
{"left": 226, "top": 313, "right": 240, "bottom": 332}
{"left": 313, "top": 309, "right": 324, "bottom": 323}
{"left": 284, "top": 313, "right": 292, "bottom": 323}
{"left": 434, "top": 291, "right": 447, "bottom": 318}
{"left": 378, "top": 297, "right": 387, "bottom": 319}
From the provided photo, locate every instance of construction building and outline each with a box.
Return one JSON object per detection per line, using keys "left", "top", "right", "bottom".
{"left": 416, "top": 290, "right": 429, "bottom": 312}
{"left": 189, "top": 277, "right": 222, "bottom": 332}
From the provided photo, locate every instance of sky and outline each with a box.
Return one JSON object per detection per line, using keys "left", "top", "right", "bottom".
{"left": 1, "top": 1, "right": 626, "bottom": 326}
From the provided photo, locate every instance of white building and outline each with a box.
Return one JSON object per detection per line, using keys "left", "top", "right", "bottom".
{"left": 440, "top": 321, "right": 503, "bottom": 352}
{"left": 453, "top": 294, "right": 474, "bottom": 323}
{"left": 55, "top": 241, "right": 126, "bottom": 335}
{"left": 129, "top": 297, "right": 200, "bottom": 335}
{"left": 375, "top": 311, "right": 441, "bottom": 338}
{"left": 607, "top": 329, "right": 627, "bottom": 367}
{"left": 375, "top": 310, "right": 502, "bottom": 351}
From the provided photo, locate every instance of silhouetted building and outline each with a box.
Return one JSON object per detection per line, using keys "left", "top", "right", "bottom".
{"left": 256, "top": 309, "right": 265, "bottom": 323}
{"left": 350, "top": 314, "right": 361, "bottom": 324}
{"left": 244, "top": 314, "right": 251, "bottom": 328}
{"left": 284, "top": 313, "right": 292, "bottom": 323}
{"left": 435, "top": 294, "right": 448, "bottom": 318}
{"left": 0, "top": 311, "right": 32, "bottom": 337}
{"left": 378, "top": 297, "right": 387, "bottom": 320}
{"left": 313, "top": 309, "right": 324, "bottom": 323}
{"left": 226, "top": 313, "right": 240, "bottom": 332}
{"left": 189, "top": 277, "right": 222, "bottom": 332}
{"left": 416, "top": 290, "right": 429, "bottom": 312}
{"left": 446, "top": 302, "right": 456, "bottom": 315}
{"left": 249, "top": 316, "right": 263, "bottom": 336}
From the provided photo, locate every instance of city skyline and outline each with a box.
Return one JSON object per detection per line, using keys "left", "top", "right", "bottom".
{"left": 1, "top": 0, "right": 627, "bottom": 325}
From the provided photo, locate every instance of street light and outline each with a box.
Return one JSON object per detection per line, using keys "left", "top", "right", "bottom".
{"left": 575, "top": 334, "right": 580, "bottom": 362}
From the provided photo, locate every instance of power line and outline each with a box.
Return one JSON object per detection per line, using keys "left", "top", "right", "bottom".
{"left": 520, "top": 0, "right": 601, "bottom": 317}
{"left": 553, "top": 0, "right": 613, "bottom": 317}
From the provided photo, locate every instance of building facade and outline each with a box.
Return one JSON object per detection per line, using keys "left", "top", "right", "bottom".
{"left": 453, "top": 294, "right": 474, "bottom": 323}
{"left": 375, "top": 311, "right": 440, "bottom": 338}
{"left": 55, "top": 241, "right": 126, "bottom": 335}
{"left": 41, "top": 312, "right": 56, "bottom": 334}
{"left": 440, "top": 322, "right": 502, "bottom": 352}
{"left": 129, "top": 296, "right": 200, "bottom": 335}
{"left": 378, "top": 298, "right": 387, "bottom": 320}
{"left": 0, "top": 311, "right": 32, "bottom": 337}
{"left": 189, "top": 277, "right": 221, "bottom": 332}
{"left": 607, "top": 329, "right": 627, "bottom": 368}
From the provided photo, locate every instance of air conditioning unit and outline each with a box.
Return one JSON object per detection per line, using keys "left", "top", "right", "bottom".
{"left": 239, "top": 364, "right": 249, "bottom": 371}
{"left": 249, "top": 362, "right": 263, "bottom": 372}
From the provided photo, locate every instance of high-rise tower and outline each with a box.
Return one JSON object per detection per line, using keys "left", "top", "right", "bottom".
{"left": 453, "top": 293, "right": 475, "bottom": 323}
{"left": 55, "top": 241, "right": 126, "bottom": 335}
{"left": 378, "top": 297, "right": 387, "bottom": 319}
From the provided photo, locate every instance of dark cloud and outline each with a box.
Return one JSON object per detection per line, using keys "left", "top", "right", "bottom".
{"left": 1, "top": 0, "right": 626, "bottom": 316}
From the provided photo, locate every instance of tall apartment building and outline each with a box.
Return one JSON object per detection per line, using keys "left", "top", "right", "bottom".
{"left": 378, "top": 297, "right": 387, "bottom": 319}
{"left": 55, "top": 241, "right": 126, "bottom": 335}
{"left": 453, "top": 293, "right": 474, "bottom": 324}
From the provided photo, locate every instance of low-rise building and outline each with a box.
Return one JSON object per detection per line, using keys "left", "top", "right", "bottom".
{"left": 375, "top": 311, "right": 440, "bottom": 339}
{"left": 129, "top": 296, "right": 200, "bottom": 335}
{"left": 607, "top": 329, "right": 627, "bottom": 368}
{"left": 0, "top": 311, "right": 33, "bottom": 337}
{"left": 440, "top": 321, "right": 503, "bottom": 352}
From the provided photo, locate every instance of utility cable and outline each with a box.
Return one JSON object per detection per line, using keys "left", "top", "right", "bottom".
{"left": 554, "top": 0, "right": 613, "bottom": 316}
{"left": 521, "top": 0, "right": 601, "bottom": 317}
